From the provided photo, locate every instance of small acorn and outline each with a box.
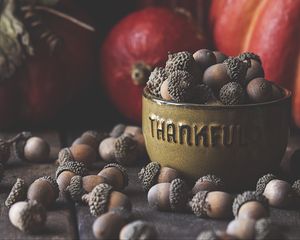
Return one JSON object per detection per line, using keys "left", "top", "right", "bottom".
{"left": 5, "top": 178, "right": 27, "bottom": 208}
{"left": 213, "top": 51, "right": 228, "bottom": 63}
{"left": 56, "top": 160, "right": 87, "bottom": 192}
{"left": 193, "top": 49, "right": 217, "bottom": 71}
{"left": 256, "top": 174, "right": 294, "bottom": 208}
{"left": 119, "top": 220, "right": 157, "bottom": 240}
{"left": 93, "top": 210, "right": 128, "bottom": 240}
{"left": 27, "top": 176, "right": 59, "bottom": 208}
{"left": 196, "top": 230, "right": 237, "bottom": 240}
{"left": 189, "top": 191, "right": 233, "bottom": 219}
{"left": 219, "top": 82, "right": 245, "bottom": 105}
{"left": 165, "top": 51, "right": 198, "bottom": 76}
{"left": 271, "top": 83, "right": 283, "bottom": 100}
{"left": 147, "top": 67, "right": 168, "bottom": 98}
{"left": 72, "top": 130, "right": 107, "bottom": 151}
{"left": 160, "top": 80, "right": 172, "bottom": 101}
{"left": 124, "top": 126, "right": 145, "bottom": 155}
{"left": 110, "top": 124, "right": 126, "bottom": 138}
{"left": 233, "top": 191, "right": 269, "bottom": 220}
{"left": 192, "top": 175, "right": 224, "bottom": 195}
{"left": 138, "top": 162, "right": 180, "bottom": 191}
{"left": 83, "top": 183, "right": 132, "bottom": 217}
{"left": 9, "top": 200, "right": 47, "bottom": 233}
{"left": 246, "top": 78, "right": 273, "bottom": 103}
{"left": 147, "top": 178, "right": 188, "bottom": 212}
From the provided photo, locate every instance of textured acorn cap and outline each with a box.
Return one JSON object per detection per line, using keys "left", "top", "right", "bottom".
{"left": 147, "top": 67, "right": 168, "bottom": 98}
{"left": 138, "top": 162, "right": 161, "bottom": 191}
{"left": 232, "top": 191, "right": 269, "bottom": 218}
{"left": 114, "top": 134, "right": 138, "bottom": 164}
{"left": 219, "top": 82, "right": 245, "bottom": 105}
{"left": 5, "top": 178, "right": 27, "bottom": 208}
{"left": 103, "top": 163, "right": 129, "bottom": 188}
{"left": 66, "top": 175, "right": 84, "bottom": 202}
{"left": 190, "top": 84, "right": 213, "bottom": 104}
{"left": 196, "top": 175, "right": 223, "bottom": 187}
{"left": 223, "top": 57, "right": 248, "bottom": 82}
{"left": 40, "top": 176, "right": 59, "bottom": 198}
{"left": 13, "top": 132, "right": 33, "bottom": 160}
{"left": 89, "top": 183, "right": 113, "bottom": 217}
{"left": 167, "top": 70, "right": 194, "bottom": 102}
{"left": 0, "top": 163, "right": 4, "bottom": 181}
{"left": 165, "top": 51, "right": 196, "bottom": 74}
{"left": 169, "top": 178, "right": 188, "bottom": 211}
{"left": 238, "top": 52, "right": 261, "bottom": 64}
{"left": 189, "top": 191, "right": 209, "bottom": 217}
{"left": 256, "top": 173, "right": 277, "bottom": 194}
{"left": 56, "top": 160, "right": 87, "bottom": 178}
{"left": 17, "top": 200, "right": 47, "bottom": 233}
{"left": 58, "top": 147, "right": 74, "bottom": 165}
{"left": 196, "top": 230, "right": 218, "bottom": 240}
{"left": 292, "top": 180, "right": 300, "bottom": 197}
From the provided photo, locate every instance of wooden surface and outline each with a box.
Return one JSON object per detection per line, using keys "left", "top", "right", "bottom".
{"left": 0, "top": 130, "right": 300, "bottom": 240}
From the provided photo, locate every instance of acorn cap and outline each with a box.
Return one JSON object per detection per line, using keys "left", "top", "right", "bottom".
{"left": 103, "top": 163, "right": 129, "bottom": 188}
{"left": 5, "top": 178, "right": 27, "bottom": 208}
{"left": 223, "top": 57, "right": 248, "bottom": 82}
{"left": 196, "top": 174, "right": 223, "bottom": 187}
{"left": 232, "top": 191, "right": 269, "bottom": 218}
{"left": 255, "top": 218, "right": 279, "bottom": 240}
{"left": 0, "top": 163, "right": 4, "bottom": 181}
{"left": 169, "top": 178, "right": 188, "bottom": 211}
{"left": 114, "top": 134, "right": 138, "bottom": 164}
{"left": 13, "top": 132, "right": 33, "bottom": 160}
{"left": 56, "top": 160, "right": 87, "bottom": 178}
{"left": 167, "top": 70, "right": 194, "bottom": 102}
{"left": 292, "top": 180, "right": 300, "bottom": 197}
{"left": 165, "top": 51, "right": 196, "bottom": 74}
{"left": 219, "top": 82, "right": 245, "bottom": 105}
{"left": 238, "top": 52, "right": 261, "bottom": 64}
{"left": 196, "top": 230, "right": 218, "bottom": 240}
{"left": 40, "top": 176, "right": 59, "bottom": 198}
{"left": 18, "top": 200, "right": 47, "bottom": 233}
{"left": 58, "top": 147, "right": 74, "bottom": 165}
{"left": 66, "top": 175, "right": 84, "bottom": 202}
{"left": 147, "top": 67, "right": 168, "bottom": 98}
{"left": 256, "top": 174, "right": 277, "bottom": 194}
{"left": 110, "top": 124, "right": 126, "bottom": 138}
{"left": 190, "top": 84, "right": 213, "bottom": 104}
{"left": 189, "top": 191, "right": 209, "bottom": 217}
{"left": 0, "top": 139, "right": 11, "bottom": 164}
{"left": 138, "top": 162, "right": 161, "bottom": 191}
{"left": 89, "top": 183, "right": 113, "bottom": 217}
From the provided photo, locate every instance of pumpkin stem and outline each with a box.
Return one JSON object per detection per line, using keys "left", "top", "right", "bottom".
{"left": 131, "top": 62, "right": 152, "bottom": 86}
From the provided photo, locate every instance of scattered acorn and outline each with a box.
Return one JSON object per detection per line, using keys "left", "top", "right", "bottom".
{"left": 27, "top": 176, "right": 59, "bottom": 208}
{"left": 82, "top": 183, "right": 132, "bottom": 217}
{"left": 56, "top": 160, "right": 87, "bottom": 192}
{"left": 193, "top": 49, "right": 217, "bottom": 72}
{"left": 119, "top": 220, "right": 157, "bottom": 240}
{"left": 213, "top": 51, "right": 228, "bottom": 63}
{"left": 196, "top": 230, "right": 237, "bottom": 240}
{"left": 5, "top": 178, "right": 27, "bottom": 208}
{"left": 138, "top": 162, "right": 180, "bottom": 191}
{"left": 147, "top": 67, "right": 168, "bottom": 98}
{"left": 189, "top": 191, "right": 233, "bottom": 219}
{"left": 147, "top": 178, "right": 188, "bottom": 212}
{"left": 233, "top": 191, "right": 269, "bottom": 220}
{"left": 246, "top": 78, "right": 273, "bottom": 103}
{"left": 219, "top": 82, "right": 245, "bottom": 105}
{"left": 9, "top": 200, "right": 47, "bottom": 233}
{"left": 110, "top": 124, "right": 126, "bottom": 138}
{"left": 192, "top": 175, "right": 224, "bottom": 195}
{"left": 72, "top": 130, "right": 107, "bottom": 151}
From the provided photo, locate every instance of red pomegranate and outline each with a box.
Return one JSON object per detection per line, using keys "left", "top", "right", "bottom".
{"left": 0, "top": 0, "right": 96, "bottom": 128}
{"left": 100, "top": 7, "right": 207, "bottom": 124}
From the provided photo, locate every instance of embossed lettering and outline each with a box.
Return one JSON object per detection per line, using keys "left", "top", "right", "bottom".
{"left": 156, "top": 119, "right": 165, "bottom": 141}
{"left": 194, "top": 125, "right": 208, "bottom": 147}
{"left": 222, "top": 125, "right": 234, "bottom": 146}
{"left": 179, "top": 124, "right": 191, "bottom": 145}
{"left": 167, "top": 123, "right": 176, "bottom": 143}
{"left": 210, "top": 125, "right": 222, "bottom": 146}
{"left": 149, "top": 116, "right": 155, "bottom": 138}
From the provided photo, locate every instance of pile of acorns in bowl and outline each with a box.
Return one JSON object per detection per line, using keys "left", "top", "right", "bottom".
{"left": 147, "top": 50, "right": 283, "bottom": 105}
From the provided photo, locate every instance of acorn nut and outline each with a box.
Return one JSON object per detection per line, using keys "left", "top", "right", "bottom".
{"left": 193, "top": 49, "right": 217, "bottom": 71}
{"left": 147, "top": 67, "right": 168, "bottom": 98}
{"left": 219, "top": 82, "right": 245, "bottom": 105}
{"left": 72, "top": 130, "right": 107, "bottom": 151}
{"left": 189, "top": 191, "right": 233, "bottom": 219}
{"left": 9, "top": 200, "right": 47, "bottom": 233}
{"left": 246, "top": 78, "right": 273, "bottom": 103}
{"left": 110, "top": 124, "right": 126, "bottom": 138}
{"left": 27, "top": 176, "right": 59, "bottom": 208}
{"left": 5, "top": 178, "right": 27, "bottom": 208}
{"left": 213, "top": 51, "right": 228, "bottom": 63}
{"left": 190, "top": 84, "right": 212, "bottom": 104}
{"left": 192, "top": 175, "right": 224, "bottom": 195}
{"left": 119, "top": 220, "right": 157, "bottom": 240}
{"left": 233, "top": 191, "right": 269, "bottom": 220}
{"left": 147, "top": 178, "right": 188, "bottom": 212}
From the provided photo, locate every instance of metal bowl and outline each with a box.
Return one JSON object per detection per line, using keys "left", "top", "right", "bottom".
{"left": 142, "top": 87, "right": 291, "bottom": 191}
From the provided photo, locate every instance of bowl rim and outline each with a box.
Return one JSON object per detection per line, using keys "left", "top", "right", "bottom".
{"left": 143, "top": 86, "right": 291, "bottom": 109}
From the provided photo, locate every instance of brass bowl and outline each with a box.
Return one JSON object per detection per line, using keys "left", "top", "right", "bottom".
{"left": 142, "top": 87, "right": 291, "bottom": 191}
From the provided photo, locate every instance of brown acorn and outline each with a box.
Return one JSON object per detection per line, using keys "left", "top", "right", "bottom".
{"left": 5, "top": 178, "right": 27, "bottom": 208}
{"left": 233, "top": 191, "right": 269, "bottom": 220}
{"left": 72, "top": 130, "right": 108, "bottom": 151}
{"left": 246, "top": 78, "right": 273, "bottom": 103}
{"left": 270, "top": 83, "right": 283, "bottom": 100}
{"left": 110, "top": 124, "right": 126, "bottom": 138}
{"left": 165, "top": 51, "right": 198, "bottom": 76}
{"left": 213, "top": 51, "right": 228, "bottom": 63}
{"left": 27, "top": 176, "right": 59, "bottom": 208}
{"left": 219, "top": 82, "right": 245, "bottom": 105}
{"left": 138, "top": 162, "right": 180, "bottom": 192}
{"left": 124, "top": 126, "right": 145, "bottom": 156}
{"left": 147, "top": 178, "right": 188, "bottom": 212}
{"left": 119, "top": 220, "right": 157, "bottom": 240}
{"left": 147, "top": 67, "right": 168, "bottom": 98}
{"left": 189, "top": 191, "right": 233, "bottom": 219}
{"left": 190, "top": 84, "right": 213, "bottom": 104}
{"left": 193, "top": 49, "right": 217, "bottom": 72}
{"left": 160, "top": 80, "right": 172, "bottom": 101}
{"left": 192, "top": 175, "right": 224, "bottom": 195}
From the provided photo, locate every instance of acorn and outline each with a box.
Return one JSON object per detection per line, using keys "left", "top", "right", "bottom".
{"left": 213, "top": 51, "right": 228, "bottom": 63}
{"left": 160, "top": 80, "right": 172, "bottom": 101}
{"left": 110, "top": 124, "right": 126, "bottom": 138}
{"left": 56, "top": 160, "right": 87, "bottom": 192}
{"left": 190, "top": 84, "right": 213, "bottom": 104}
{"left": 138, "top": 162, "right": 180, "bottom": 191}
{"left": 271, "top": 83, "right": 283, "bottom": 100}
{"left": 246, "top": 78, "right": 273, "bottom": 103}
{"left": 124, "top": 126, "right": 146, "bottom": 156}
{"left": 256, "top": 173, "right": 294, "bottom": 208}
{"left": 192, "top": 175, "right": 224, "bottom": 195}
{"left": 193, "top": 49, "right": 217, "bottom": 71}
{"left": 5, "top": 178, "right": 27, "bottom": 208}
{"left": 233, "top": 191, "right": 269, "bottom": 220}
{"left": 93, "top": 210, "right": 128, "bottom": 240}
{"left": 165, "top": 51, "right": 198, "bottom": 76}
{"left": 9, "top": 200, "right": 47, "bottom": 233}
{"left": 98, "top": 163, "right": 129, "bottom": 190}
{"left": 147, "top": 67, "right": 168, "bottom": 98}
{"left": 196, "top": 230, "right": 237, "bottom": 240}
{"left": 189, "top": 191, "right": 233, "bottom": 219}
{"left": 219, "top": 82, "right": 245, "bottom": 105}
{"left": 83, "top": 183, "right": 132, "bottom": 217}
{"left": 147, "top": 178, "right": 188, "bottom": 212}
{"left": 72, "top": 130, "right": 107, "bottom": 151}
{"left": 27, "top": 176, "right": 59, "bottom": 208}
{"left": 238, "top": 52, "right": 264, "bottom": 84}
{"left": 119, "top": 220, "right": 157, "bottom": 240}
